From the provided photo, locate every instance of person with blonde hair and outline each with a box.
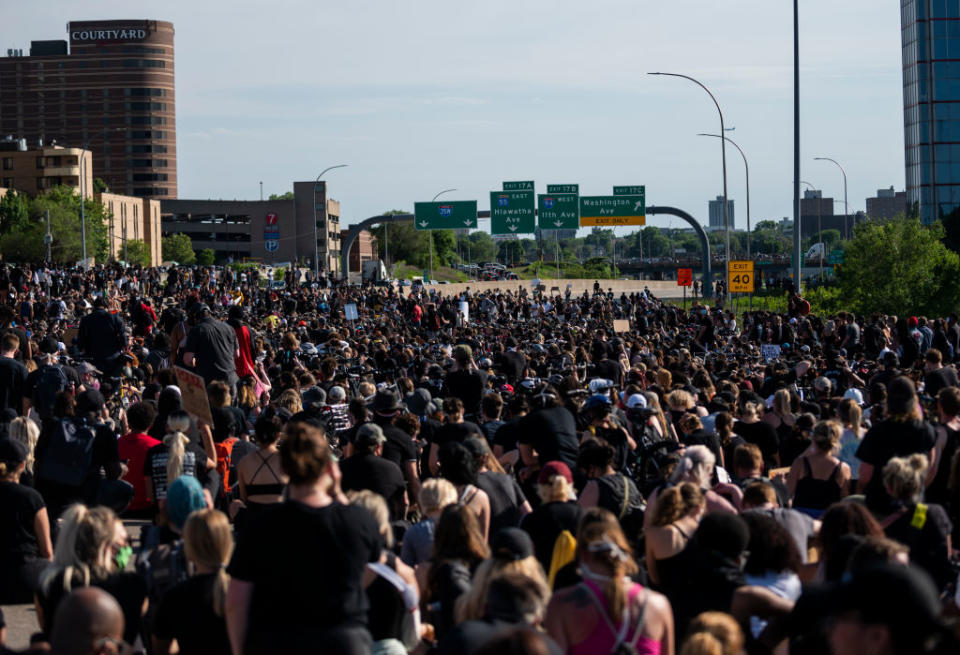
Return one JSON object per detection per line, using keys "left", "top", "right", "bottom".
{"left": 644, "top": 482, "right": 705, "bottom": 586}
{"left": 545, "top": 508, "right": 675, "bottom": 655}
{"left": 274, "top": 388, "right": 303, "bottom": 415}
{"left": 351, "top": 490, "right": 421, "bottom": 654}
{"left": 788, "top": 420, "right": 850, "bottom": 517}
{"left": 679, "top": 612, "right": 744, "bottom": 655}
{"left": 402, "top": 478, "right": 458, "bottom": 566}
{"left": 835, "top": 397, "right": 864, "bottom": 481}
{"left": 37, "top": 504, "right": 146, "bottom": 646}
{"left": 7, "top": 415, "right": 39, "bottom": 485}
{"left": 153, "top": 508, "right": 234, "bottom": 654}
{"left": 520, "top": 461, "right": 584, "bottom": 574}
{"left": 144, "top": 409, "right": 215, "bottom": 509}
{"left": 881, "top": 454, "right": 953, "bottom": 590}
{"left": 456, "top": 528, "right": 548, "bottom": 623}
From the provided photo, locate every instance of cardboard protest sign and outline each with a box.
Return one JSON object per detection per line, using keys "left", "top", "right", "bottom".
{"left": 613, "top": 319, "right": 631, "bottom": 333}
{"left": 174, "top": 366, "right": 213, "bottom": 425}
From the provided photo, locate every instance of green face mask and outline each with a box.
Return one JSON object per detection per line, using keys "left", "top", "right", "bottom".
{"left": 114, "top": 545, "right": 133, "bottom": 570}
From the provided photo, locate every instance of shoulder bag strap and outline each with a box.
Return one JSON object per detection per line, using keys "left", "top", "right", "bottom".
{"left": 579, "top": 582, "right": 631, "bottom": 650}
{"left": 619, "top": 475, "right": 630, "bottom": 519}
{"left": 627, "top": 587, "right": 650, "bottom": 648}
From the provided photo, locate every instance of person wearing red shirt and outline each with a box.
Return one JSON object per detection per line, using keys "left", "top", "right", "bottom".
{"left": 118, "top": 401, "right": 161, "bottom": 514}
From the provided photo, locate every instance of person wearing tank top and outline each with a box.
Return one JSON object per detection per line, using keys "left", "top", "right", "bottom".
{"left": 788, "top": 421, "right": 850, "bottom": 518}
{"left": 545, "top": 508, "right": 674, "bottom": 655}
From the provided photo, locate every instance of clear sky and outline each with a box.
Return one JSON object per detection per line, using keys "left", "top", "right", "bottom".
{"left": 4, "top": 0, "right": 905, "bottom": 232}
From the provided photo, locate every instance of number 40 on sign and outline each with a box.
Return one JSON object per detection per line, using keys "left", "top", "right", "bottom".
{"left": 728, "top": 260, "right": 754, "bottom": 293}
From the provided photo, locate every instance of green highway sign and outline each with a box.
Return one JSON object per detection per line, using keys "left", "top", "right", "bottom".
{"left": 503, "top": 181, "right": 534, "bottom": 191}
{"left": 547, "top": 184, "right": 579, "bottom": 194}
{"left": 413, "top": 200, "right": 478, "bottom": 230}
{"left": 613, "top": 185, "right": 645, "bottom": 196}
{"left": 828, "top": 249, "right": 845, "bottom": 265}
{"left": 491, "top": 190, "right": 535, "bottom": 234}
{"left": 538, "top": 194, "right": 579, "bottom": 230}
{"left": 580, "top": 194, "right": 646, "bottom": 226}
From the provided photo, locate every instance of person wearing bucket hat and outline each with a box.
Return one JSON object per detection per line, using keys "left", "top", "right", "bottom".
{"left": 856, "top": 376, "right": 937, "bottom": 513}
{"left": 370, "top": 388, "right": 421, "bottom": 509}
{"left": 0, "top": 437, "right": 53, "bottom": 603}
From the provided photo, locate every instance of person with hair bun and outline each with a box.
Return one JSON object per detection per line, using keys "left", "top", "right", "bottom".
{"left": 787, "top": 420, "right": 850, "bottom": 517}
{"left": 881, "top": 454, "right": 953, "bottom": 590}
{"left": 545, "top": 508, "right": 674, "bottom": 655}
{"left": 679, "top": 612, "right": 744, "bottom": 655}
{"left": 144, "top": 409, "right": 215, "bottom": 514}
{"left": 226, "top": 423, "right": 382, "bottom": 655}
{"left": 153, "top": 508, "right": 233, "bottom": 655}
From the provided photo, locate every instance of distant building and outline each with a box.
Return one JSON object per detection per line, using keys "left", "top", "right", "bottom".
{"left": 0, "top": 140, "right": 92, "bottom": 197}
{"left": 0, "top": 20, "right": 177, "bottom": 198}
{"left": 866, "top": 186, "right": 907, "bottom": 220}
{"left": 160, "top": 180, "right": 342, "bottom": 273}
{"left": 98, "top": 192, "right": 162, "bottom": 265}
{"left": 901, "top": 3, "right": 960, "bottom": 222}
{"left": 343, "top": 228, "right": 378, "bottom": 274}
{"left": 708, "top": 195, "right": 734, "bottom": 231}
{"left": 800, "top": 189, "right": 834, "bottom": 217}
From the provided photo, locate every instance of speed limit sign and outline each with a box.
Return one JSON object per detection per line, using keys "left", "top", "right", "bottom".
{"left": 728, "top": 260, "right": 754, "bottom": 293}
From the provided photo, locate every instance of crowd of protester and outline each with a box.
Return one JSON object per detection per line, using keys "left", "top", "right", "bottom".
{"left": 0, "top": 261, "right": 959, "bottom": 655}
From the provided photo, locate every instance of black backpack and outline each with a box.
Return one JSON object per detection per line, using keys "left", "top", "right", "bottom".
{"left": 32, "top": 364, "right": 68, "bottom": 419}
{"left": 37, "top": 418, "right": 96, "bottom": 487}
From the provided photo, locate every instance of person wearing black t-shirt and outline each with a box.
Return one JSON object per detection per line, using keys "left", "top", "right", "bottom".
{"left": 856, "top": 377, "right": 937, "bottom": 514}
{"left": 0, "top": 333, "right": 27, "bottom": 415}
{"left": 227, "top": 424, "right": 381, "bottom": 655}
{"left": 517, "top": 389, "right": 579, "bottom": 474}
{"left": 445, "top": 345, "right": 487, "bottom": 418}
{"left": 370, "top": 389, "right": 421, "bottom": 508}
{"left": 733, "top": 400, "right": 780, "bottom": 472}
{"left": 923, "top": 348, "right": 959, "bottom": 399}
{"left": 429, "top": 397, "right": 484, "bottom": 475}
{"left": 340, "top": 424, "right": 407, "bottom": 520}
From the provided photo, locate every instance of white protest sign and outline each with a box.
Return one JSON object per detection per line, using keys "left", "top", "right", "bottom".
{"left": 344, "top": 303, "right": 359, "bottom": 321}
{"left": 459, "top": 301, "right": 469, "bottom": 323}
{"left": 761, "top": 344, "right": 782, "bottom": 362}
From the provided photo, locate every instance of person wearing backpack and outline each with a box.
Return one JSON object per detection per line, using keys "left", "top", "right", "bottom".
{"left": 24, "top": 336, "right": 81, "bottom": 423}
{"left": 34, "top": 389, "right": 125, "bottom": 524}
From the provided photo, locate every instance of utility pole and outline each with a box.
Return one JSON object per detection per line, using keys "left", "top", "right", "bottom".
{"left": 44, "top": 210, "right": 52, "bottom": 262}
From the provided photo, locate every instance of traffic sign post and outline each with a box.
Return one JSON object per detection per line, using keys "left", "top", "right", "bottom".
{"left": 580, "top": 194, "right": 646, "bottom": 227}
{"left": 503, "top": 181, "right": 534, "bottom": 191}
{"left": 729, "top": 260, "right": 754, "bottom": 293}
{"left": 537, "top": 194, "right": 579, "bottom": 230}
{"left": 678, "top": 268, "right": 692, "bottom": 310}
{"left": 414, "top": 200, "right": 478, "bottom": 230}
{"left": 491, "top": 191, "right": 535, "bottom": 234}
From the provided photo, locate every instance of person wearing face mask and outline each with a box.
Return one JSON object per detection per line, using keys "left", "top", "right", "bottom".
{"left": 35, "top": 504, "right": 147, "bottom": 647}
{"left": 544, "top": 508, "right": 675, "bottom": 655}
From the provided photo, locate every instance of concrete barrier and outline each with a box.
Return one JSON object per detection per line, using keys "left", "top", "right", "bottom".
{"left": 408, "top": 278, "right": 692, "bottom": 299}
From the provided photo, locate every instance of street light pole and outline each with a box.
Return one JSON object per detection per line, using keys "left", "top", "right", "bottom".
{"left": 314, "top": 164, "right": 348, "bottom": 277}
{"left": 650, "top": 72, "right": 730, "bottom": 299}
{"left": 429, "top": 189, "right": 457, "bottom": 283}
{"left": 814, "top": 157, "right": 849, "bottom": 240}
{"left": 699, "top": 133, "right": 750, "bottom": 259}
{"left": 793, "top": 0, "right": 802, "bottom": 292}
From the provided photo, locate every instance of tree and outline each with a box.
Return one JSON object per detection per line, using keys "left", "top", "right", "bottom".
{"left": 268, "top": 191, "right": 294, "bottom": 200}
{"left": 196, "top": 248, "right": 216, "bottom": 266}
{"left": 0, "top": 186, "right": 110, "bottom": 264}
{"left": 838, "top": 217, "right": 960, "bottom": 316}
{"left": 123, "top": 239, "right": 152, "bottom": 267}
{"left": 162, "top": 233, "right": 197, "bottom": 264}
{"left": 93, "top": 177, "right": 109, "bottom": 193}
{"left": 467, "top": 231, "right": 497, "bottom": 263}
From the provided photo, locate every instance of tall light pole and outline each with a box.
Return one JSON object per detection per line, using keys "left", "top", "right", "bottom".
{"left": 814, "top": 157, "right": 849, "bottom": 240}
{"left": 793, "top": 0, "right": 802, "bottom": 292}
{"left": 428, "top": 189, "right": 457, "bottom": 282}
{"left": 314, "top": 164, "right": 348, "bottom": 276}
{"left": 79, "top": 127, "right": 123, "bottom": 263}
{"left": 699, "top": 133, "right": 750, "bottom": 259}
{"left": 800, "top": 180, "right": 824, "bottom": 281}
{"left": 650, "top": 72, "right": 730, "bottom": 298}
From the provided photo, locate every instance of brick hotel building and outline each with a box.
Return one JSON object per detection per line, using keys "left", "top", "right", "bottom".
{"left": 0, "top": 20, "right": 176, "bottom": 198}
